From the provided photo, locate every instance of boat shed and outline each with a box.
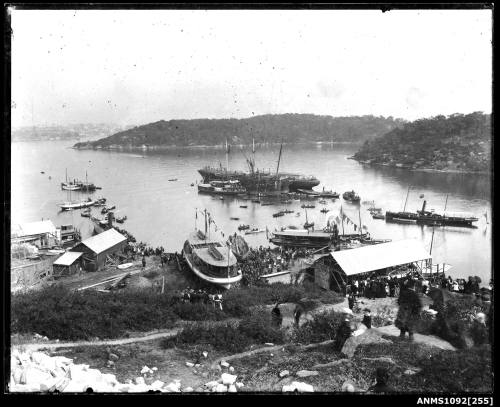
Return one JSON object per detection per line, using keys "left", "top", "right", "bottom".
{"left": 53, "top": 251, "right": 83, "bottom": 277}
{"left": 11, "top": 220, "right": 59, "bottom": 248}
{"left": 331, "top": 239, "right": 432, "bottom": 277}
{"left": 70, "top": 228, "right": 127, "bottom": 272}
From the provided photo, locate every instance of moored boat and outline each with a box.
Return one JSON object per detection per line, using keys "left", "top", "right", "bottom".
{"left": 198, "top": 180, "right": 246, "bottom": 196}
{"left": 343, "top": 190, "right": 361, "bottom": 202}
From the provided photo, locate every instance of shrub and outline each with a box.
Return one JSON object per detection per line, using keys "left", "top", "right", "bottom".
{"left": 162, "top": 309, "right": 284, "bottom": 353}
{"left": 11, "top": 285, "right": 177, "bottom": 340}
{"left": 170, "top": 302, "right": 226, "bottom": 321}
{"left": 292, "top": 310, "right": 343, "bottom": 344}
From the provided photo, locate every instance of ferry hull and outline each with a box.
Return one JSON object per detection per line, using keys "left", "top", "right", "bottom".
{"left": 182, "top": 250, "right": 242, "bottom": 290}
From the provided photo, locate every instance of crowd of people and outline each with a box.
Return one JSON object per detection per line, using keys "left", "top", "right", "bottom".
{"left": 240, "top": 246, "right": 317, "bottom": 286}
{"left": 175, "top": 288, "right": 223, "bottom": 310}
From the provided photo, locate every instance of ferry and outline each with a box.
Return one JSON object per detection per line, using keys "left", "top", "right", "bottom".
{"left": 59, "top": 198, "right": 95, "bottom": 211}
{"left": 182, "top": 230, "right": 242, "bottom": 289}
{"left": 385, "top": 200, "right": 478, "bottom": 228}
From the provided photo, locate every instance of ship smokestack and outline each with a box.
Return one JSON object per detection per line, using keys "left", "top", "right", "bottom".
{"left": 421, "top": 200, "right": 427, "bottom": 213}
{"left": 108, "top": 211, "right": 114, "bottom": 228}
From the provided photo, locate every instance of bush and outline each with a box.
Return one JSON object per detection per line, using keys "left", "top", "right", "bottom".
{"left": 11, "top": 285, "right": 177, "bottom": 340}
{"left": 162, "top": 309, "right": 284, "bottom": 353}
{"left": 170, "top": 302, "right": 226, "bottom": 321}
{"left": 223, "top": 282, "right": 343, "bottom": 317}
{"left": 292, "top": 310, "right": 343, "bottom": 344}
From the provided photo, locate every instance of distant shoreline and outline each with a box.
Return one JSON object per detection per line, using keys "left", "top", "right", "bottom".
{"left": 353, "top": 158, "right": 491, "bottom": 176}
{"left": 71, "top": 140, "right": 363, "bottom": 150}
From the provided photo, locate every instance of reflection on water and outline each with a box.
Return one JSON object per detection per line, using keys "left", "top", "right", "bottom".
{"left": 11, "top": 141, "right": 492, "bottom": 284}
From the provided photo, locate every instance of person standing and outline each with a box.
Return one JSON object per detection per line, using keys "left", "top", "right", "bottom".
{"left": 348, "top": 293, "right": 356, "bottom": 311}
{"left": 293, "top": 303, "right": 304, "bottom": 327}
{"left": 395, "top": 281, "right": 422, "bottom": 341}
{"left": 362, "top": 309, "right": 372, "bottom": 329}
{"left": 335, "top": 316, "right": 353, "bottom": 351}
{"left": 142, "top": 256, "right": 146, "bottom": 270}
{"left": 271, "top": 303, "right": 283, "bottom": 328}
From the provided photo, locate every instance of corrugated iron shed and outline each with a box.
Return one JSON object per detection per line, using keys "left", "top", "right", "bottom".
{"left": 331, "top": 239, "right": 431, "bottom": 276}
{"left": 77, "top": 228, "right": 127, "bottom": 255}
{"left": 53, "top": 251, "right": 83, "bottom": 266}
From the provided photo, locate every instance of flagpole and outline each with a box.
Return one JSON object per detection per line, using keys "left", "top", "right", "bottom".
{"left": 341, "top": 206, "right": 345, "bottom": 236}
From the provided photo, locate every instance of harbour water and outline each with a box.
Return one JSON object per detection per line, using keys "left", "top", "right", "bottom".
{"left": 11, "top": 140, "right": 492, "bottom": 284}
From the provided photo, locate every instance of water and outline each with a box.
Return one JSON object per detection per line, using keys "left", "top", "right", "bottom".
{"left": 11, "top": 140, "right": 492, "bottom": 285}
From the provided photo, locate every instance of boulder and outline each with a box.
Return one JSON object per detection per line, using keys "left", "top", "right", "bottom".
{"left": 235, "top": 382, "right": 244, "bottom": 389}
{"left": 296, "top": 370, "right": 319, "bottom": 378}
{"left": 220, "top": 361, "right": 230, "bottom": 368}
{"left": 282, "top": 381, "right": 314, "bottom": 393}
{"left": 183, "top": 387, "right": 194, "bottom": 392}
{"left": 221, "top": 373, "right": 237, "bottom": 385}
{"left": 202, "top": 352, "right": 208, "bottom": 358}
{"left": 213, "top": 383, "right": 228, "bottom": 392}
{"left": 150, "top": 380, "right": 165, "bottom": 391}
{"left": 21, "top": 366, "right": 54, "bottom": 387}
{"left": 135, "top": 377, "right": 146, "bottom": 385}
{"left": 164, "top": 381, "right": 181, "bottom": 392}
{"left": 102, "top": 373, "right": 119, "bottom": 386}
{"left": 205, "top": 380, "right": 219, "bottom": 388}
{"left": 279, "top": 370, "right": 290, "bottom": 378}
{"left": 341, "top": 329, "right": 391, "bottom": 358}
{"left": 342, "top": 381, "right": 356, "bottom": 392}
{"left": 228, "top": 384, "right": 237, "bottom": 393}
{"left": 185, "top": 362, "right": 195, "bottom": 367}
{"left": 229, "top": 366, "right": 234, "bottom": 372}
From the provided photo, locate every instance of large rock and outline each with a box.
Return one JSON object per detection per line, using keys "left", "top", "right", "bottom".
{"left": 221, "top": 373, "right": 237, "bottom": 385}
{"left": 282, "top": 381, "right": 314, "bottom": 392}
{"left": 341, "top": 329, "right": 391, "bottom": 358}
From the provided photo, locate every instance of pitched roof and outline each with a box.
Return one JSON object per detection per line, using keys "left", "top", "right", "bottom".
{"left": 331, "top": 239, "right": 431, "bottom": 276}
{"left": 78, "top": 228, "right": 127, "bottom": 254}
{"left": 54, "top": 251, "right": 83, "bottom": 266}
{"left": 12, "top": 220, "right": 57, "bottom": 238}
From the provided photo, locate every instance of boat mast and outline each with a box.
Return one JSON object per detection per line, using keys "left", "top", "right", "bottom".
{"left": 341, "top": 205, "right": 345, "bottom": 236}
{"left": 204, "top": 209, "right": 207, "bottom": 239}
{"left": 429, "top": 226, "right": 435, "bottom": 255}
{"left": 275, "top": 141, "right": 283, "bottom": 176}
{"left": 444, "top": 194, "right": 449, "bottom": 215}
{"left": 225, "top": 139, "right": 229, "bottom": 173}
{"left": 403, "top": 185, "right": 411, "bottom": 212}
{"left": 358, "top": 207, "right": 362, "bottom": 236}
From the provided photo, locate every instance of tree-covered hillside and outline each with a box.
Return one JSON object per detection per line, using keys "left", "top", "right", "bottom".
{"left": 352, "top": 112, "right": 491, "bottom": 173}
{"left": 73, "top": 114, "right": 404, "bottom": 149}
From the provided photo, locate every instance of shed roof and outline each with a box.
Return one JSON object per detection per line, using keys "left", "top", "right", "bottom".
{"left": 54, "top": 251, "right": 83, "bottom": 266}
{"left": 12, "top": 220, "right": 57, "bottom": 238}
{"left": 331, "top": 239, "right": 431, "bottom": 276}
{"left": 78, "top": 228, "right": 127, "bottom": 254}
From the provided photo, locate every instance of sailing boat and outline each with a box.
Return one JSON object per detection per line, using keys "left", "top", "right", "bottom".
{"left": 303, "top": 208, "right": 314, "bottom": 229}
{"left": 61, "top": 168, "right": 81, "bottom": 191}
{"left": 58, "top": 182, "right": 95, "bottom": 211}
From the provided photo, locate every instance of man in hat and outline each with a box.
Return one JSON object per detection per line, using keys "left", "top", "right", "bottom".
{"left": 395, "top": 280, "right": 422, "bottom": 341}
{"left": 362, "top": 309, "right": 372, "bottom": 329}
{"left": 335, "top": 312, "right": 353, "bottom": 351}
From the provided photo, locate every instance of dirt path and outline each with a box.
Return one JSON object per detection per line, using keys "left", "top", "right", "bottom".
{"left": 14, "top": 327, "right": 182, "bottom": 352}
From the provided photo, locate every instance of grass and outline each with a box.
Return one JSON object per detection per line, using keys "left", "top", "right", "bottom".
{"left": 11, "top": 282, "right": 342, "bottom": 341}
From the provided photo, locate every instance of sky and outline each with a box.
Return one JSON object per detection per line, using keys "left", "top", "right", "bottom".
{"left": 9, "top": 8, "right": 492, "bottom": 127}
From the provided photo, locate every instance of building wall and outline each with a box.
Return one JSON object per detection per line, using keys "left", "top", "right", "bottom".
{"left": 70, "top": 240, "right": 127, "bottom": 272}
